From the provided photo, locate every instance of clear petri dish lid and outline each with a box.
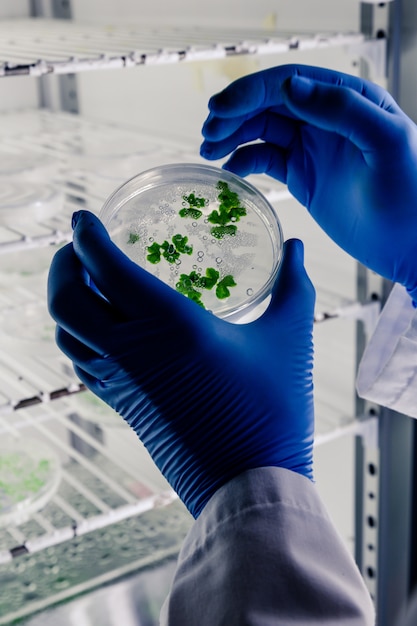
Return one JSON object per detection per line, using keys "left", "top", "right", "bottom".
{"left": 99, "top": 163, "right": 284, "bottom": 322}
{"left": 0, "top": 436, "right": 61, "bottom": 528}
{"left": 0, "top": 182, "right": 64, "bottom": 226}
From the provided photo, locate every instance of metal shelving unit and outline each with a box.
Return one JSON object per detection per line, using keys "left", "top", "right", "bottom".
{"left": 0, "top": 19, "right": 365, "bottom": 77}
{"left": 0, "top": 7, "right": 391, "bottom": 623}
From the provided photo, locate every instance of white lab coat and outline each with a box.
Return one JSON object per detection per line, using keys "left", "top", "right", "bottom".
{"left": 160, "top": 284, "right": 417, "bottom": 626}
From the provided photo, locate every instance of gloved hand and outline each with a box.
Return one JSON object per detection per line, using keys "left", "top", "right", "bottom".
{"left": 201, "top": 64, "right": 417, "bottom": 303}
{"left": 48, "top": 210, "right": 315, "bottom": 519}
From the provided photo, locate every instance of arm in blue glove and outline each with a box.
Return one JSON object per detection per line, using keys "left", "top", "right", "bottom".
{"left": 201, "top": 64, "right": 417, "bottom": 303}
{"left": 48, "top": 210, "right": 315, "bottom": 519}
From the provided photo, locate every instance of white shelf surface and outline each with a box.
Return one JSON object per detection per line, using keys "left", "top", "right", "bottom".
{"left": 0, "top": 19, "right": 365, "bottom": 76}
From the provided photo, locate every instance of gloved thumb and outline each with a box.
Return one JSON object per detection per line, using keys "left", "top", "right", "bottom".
{"left": 260, "top": 238, "right": 315, "bottom": 325}
{"left": 281, "top": 75, "right": 394, "bottom": 154}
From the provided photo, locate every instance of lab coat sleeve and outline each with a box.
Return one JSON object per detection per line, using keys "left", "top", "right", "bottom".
{"left": 160, "top": 467, "right": 375, "bottom": 626}
{"left": 356, "top": 283, "right": 417, "bottom": 418}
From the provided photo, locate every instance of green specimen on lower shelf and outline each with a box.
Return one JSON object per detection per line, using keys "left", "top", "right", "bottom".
{"left": 0, "top": 455, "right": 50, "bottom": 504}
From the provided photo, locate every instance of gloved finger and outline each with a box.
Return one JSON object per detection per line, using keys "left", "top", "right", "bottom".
{"left": 200, "top": 110, "right": 299, "bottom": 160}
{"left": 202, "top": 110, "right": 257, "bottom": 141}
{"left": 201, "top": 105, "right": 297, "bottom": 143}
{"left": 55, "top": 325, "right": 112, "bottom": 378}
{"left": 71, "top": 210, "right": 205, "bottom": 323}
{"left": 258, "top": 238, "right": 315, "bottom": 327}
{"left": 72, "top": 364, "right": 107, "bottom": 400}
{"left": 221, "top": 143, "right": 288, "bottom": 182}
{"left": 48, "top": 243, "right": 126, "bottom": 354}
{"left": 281, "top": 76, "right": 401, "bottom": 159}
{"left": 207, "top": 64, "right": 398, "bottom": 119}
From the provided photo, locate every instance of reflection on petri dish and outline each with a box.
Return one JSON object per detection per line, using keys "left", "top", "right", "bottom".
{"left": 0, "top": 437, "right": 61, "bottom": 528}
{"left": 0, "top": 182, "right": 64, "bottom": 227}
{"left": 100, "top": 164, "right": 283, "bottom": 323}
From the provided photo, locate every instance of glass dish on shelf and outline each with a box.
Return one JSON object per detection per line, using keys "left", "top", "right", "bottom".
{"left": 100, "top": 163, "right": 283, "bottom": 323}
{"left": 0, "top": 181, "right": 64, "bottom": 227}
{"left": 0, "top": 436, "right": 61, "bottom": 528}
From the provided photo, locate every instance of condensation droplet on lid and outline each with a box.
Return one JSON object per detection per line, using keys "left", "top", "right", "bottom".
{"left": 246, "top": 288, "right": 254, "bottom": 296}
{"left": 149, "top": 237, "right": 154, "bottom": 242}
{"left": 216, "top": 257, "right": 222, "bottom": 264}
{"left": 192, "top": 222, "right": 197, "bottom": 227}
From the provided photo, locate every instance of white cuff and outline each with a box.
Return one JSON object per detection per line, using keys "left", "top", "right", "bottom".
{"left": 356, "top": 283, "right": 417, "bottom": 418}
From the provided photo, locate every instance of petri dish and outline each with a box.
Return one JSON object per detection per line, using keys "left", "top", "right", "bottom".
{"left": 0, "top": 437, "right": 61, "bottom": 528}
{"left": 99, "top": 163, "right": 283, "bottom": 322}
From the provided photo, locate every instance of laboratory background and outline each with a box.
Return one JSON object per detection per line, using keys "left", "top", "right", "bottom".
{"left": 0, "top": 1, "right": 415, "bottom": 625}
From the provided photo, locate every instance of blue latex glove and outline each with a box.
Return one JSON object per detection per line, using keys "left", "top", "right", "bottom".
{"left": 48, "top": 210, "right": 315, "bottom": 518}
{"left": 201, "top": 64, "right": 417, "bottom": 303}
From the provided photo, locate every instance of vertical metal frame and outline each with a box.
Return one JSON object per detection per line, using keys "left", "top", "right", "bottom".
{"left": 355, "top": 2, "right": 417, "bottom": 624}
{"left": 33, "top": 0, "right": 79, "bottom": 113}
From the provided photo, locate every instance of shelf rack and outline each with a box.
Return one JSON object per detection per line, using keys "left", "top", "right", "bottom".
{"left": 0, "top": 15, "right": 388, "bottom": 621}
{"left": 0, "top": 400, "right": 179, "bottom": 567}
{"left": 0, "top": 19, "right": 365, "bottom": 77}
